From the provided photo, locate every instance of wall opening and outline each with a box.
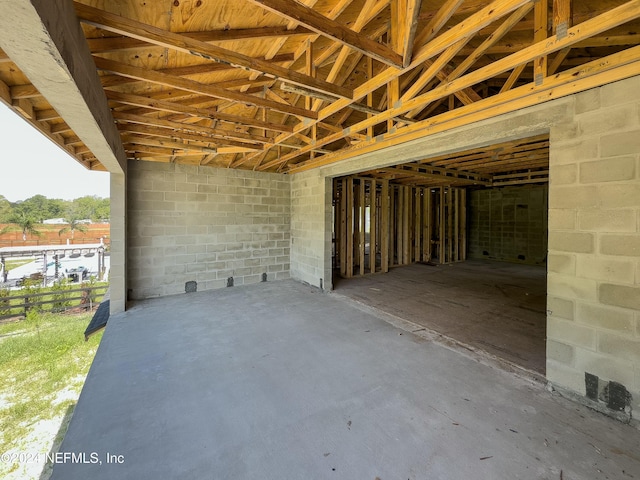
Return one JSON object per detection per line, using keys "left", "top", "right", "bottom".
{"left": 330, "top": 135, "right": 549, "bottom": 375}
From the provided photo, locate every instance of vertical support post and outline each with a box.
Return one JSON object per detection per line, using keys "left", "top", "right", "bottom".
{"left": 381, "top": 180, "right": 389, "bottom": 273}
{"left": 387, "top": 78, "right": 400, "bottom": 133}
{"left": 346, "top": 177, "right": 354, "bottom": 278}
{"left": 369, "top": 179, "right": 377, "bottom": 274}
{"left": 389, "top": 186, "right": 396, "bottom": 265}
{"left": 448, "top": 187, "right": 453, "bottom": 263}
{"left": 359, "top": 179, "right": 366, "bottom": 276}
{"left": 399, "top": 188, "right": 403, "bottom": 265}
{"left": 454, "top": 188, "right": 460, "bottom": 262}
{"left": 439, "top": 187, "right": 445, "bottom": 264}
{"left": 339, "top": 179, "right": 347, "bottom": 277}
{"left": 423, "top": 187, "right": 431, "bottom": 262}
{"left": 553, "top": 0, "right": 572, "bottom": 39}
{"left": 534, "top": 0, "right": 548, "bottom": 85}
{"left": 403, "top": 186, "right": 411, "bottom": 265}
{"left": 42, "top": 252, "right": 47, "bottom": 287}
{"left": 366, "top": 57, "right": 374, "bottom": 139}
{"left": 414, "top": 188, "right": 421, "bottom": 262}
{"left": 0, "top": 256, "right": 5, "bottom": 283}
{"left": 461, "top": 188, "right": 467, "bottom": 261}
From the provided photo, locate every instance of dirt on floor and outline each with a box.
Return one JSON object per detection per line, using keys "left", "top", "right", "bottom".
{"left": 332, "top": 260, "right": 547, "bottom": 375}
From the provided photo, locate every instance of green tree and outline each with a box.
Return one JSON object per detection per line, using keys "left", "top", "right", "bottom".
{"left": 58, "top": 211, "right": 88, "bottom": 240}
{"left": 0, "top": 195, "right": 11, "bottom": 223}
{"left": 71, "top": 196, "right": 109, "bottom": 222}
{"left": 1, "top": 210, "right": 42, "bottom": 241}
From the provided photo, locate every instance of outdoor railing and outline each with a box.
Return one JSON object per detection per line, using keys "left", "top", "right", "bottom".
{"left": 0, "top": 284, "right": 109, "bottom": 322}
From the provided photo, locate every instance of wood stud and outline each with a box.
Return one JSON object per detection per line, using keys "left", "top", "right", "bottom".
{"left": 333, "top": 177, "right": 467, "bottom": 278}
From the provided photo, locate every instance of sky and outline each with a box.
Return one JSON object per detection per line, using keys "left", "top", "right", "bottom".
{"left": 0, "top": 102, "right": 110, "bottom": 202}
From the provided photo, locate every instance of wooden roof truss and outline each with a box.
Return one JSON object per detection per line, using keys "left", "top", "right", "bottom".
{"left": 0, "top": 0, "right": 638, "bottom": 182}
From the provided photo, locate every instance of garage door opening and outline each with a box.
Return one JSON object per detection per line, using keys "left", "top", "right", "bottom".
{"left": 331, "top": 135, "right": 549, "bottom": 375}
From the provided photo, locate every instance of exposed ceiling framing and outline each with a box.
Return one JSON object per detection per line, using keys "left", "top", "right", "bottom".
{"left": 0, "top": 0, "right": 638, "bottom": 185}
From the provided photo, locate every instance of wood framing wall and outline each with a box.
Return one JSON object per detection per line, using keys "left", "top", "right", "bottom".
{"left": 333, "top": 177, "right": 466, "bottom": 278}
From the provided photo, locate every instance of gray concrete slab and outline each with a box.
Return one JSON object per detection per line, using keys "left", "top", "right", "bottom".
{"left": 52, "top": 280, "right": 639, "bottom": 480}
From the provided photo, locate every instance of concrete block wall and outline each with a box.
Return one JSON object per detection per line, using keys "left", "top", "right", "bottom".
{"left": 290, "top": 170, "right": 332, "bottom": 290}
{"left": 127, "top": 160, "right": 290, "bottom": 299}
{"left": 547, "top": 76, "right": 640, "bottom": 419}
{"left": 468, "top": 185, "right": 548, "bottom": 265}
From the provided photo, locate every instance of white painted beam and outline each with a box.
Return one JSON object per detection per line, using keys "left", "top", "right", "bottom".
{"left": 0, "top": 0, "right": 126, "bottom": 174}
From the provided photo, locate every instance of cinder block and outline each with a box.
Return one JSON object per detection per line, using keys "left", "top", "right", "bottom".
{"left": 580, "top": 157, "right": 636, "bottom": 184}
{"left": 549, "top": 186, "right": 599, "bottom": 209}
{"left": 579, "top": 105, "right": 639, "bottom": 137}
{"left": 548, "top": 231, "right": 594, "bottom": 253}
{"left": 598, "top": 331, "right": 640, "bottom": 364}
{"left": 601, "top": 129, "right": 640, "bottom": 157}
{"left": 547, "top": 339, "right": 575, "bottom": 365}
{"left": 576, "top": 303, "right": 635, "bottom": 333}
{"left": 548, "top": 317, "right": 596, "bottom": 349}
{"left": 574, "top": 88, "right": 601, "bottom": 114}
{"left": 576, "top": 255, "right": 635, "bottom": 283}
{"left": 548, "top": 209, "right": 576, "bottom": 230}
{"left": 578, "top": 209, "right": 637, "bottom": 232}
{"left": 548, "top": 253, "right": 575, "bottom": 274}
{"left": 598, "top": 184, "right": 640, "bottom": 208}
{"left": 601, "top": 75, "right": 640, "bottom": 107}
{"left": 600, "top": 234, "right": 640, "bottom": 256}
{"left": 550, "top": 164, "right": 577, "bottom": 185}
{"left": 549, "top": 138, "right": 599, "bottom": 165}
{"left": 599, "top": 283, "right": 640, "bottom": 310}
{"left": 548, "top": 273, "right": 597, "bottom": 301}
{"left": 546, "top": 360, "right": 586, "bottom": 396}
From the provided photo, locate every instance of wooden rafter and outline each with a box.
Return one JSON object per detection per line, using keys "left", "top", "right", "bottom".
{"left": 86, "top": 27, "right": 312, "bottom": 53}
{"left": 251, "top": 0, "right": 532, "bottom": 170}
{"left": 93, "top": 57, "right": 317, "bottom": 119}
{"left": 105, "top": 90, "right": 294, "bottom": 133}
{"left": 288, "top": 42, "right": 640, "bottom": 173}
{"left": 273, "top": 0, "right": 640, "bottom": 170}
{"left": 73, "top": 2, "right": 353, "bottom": 100}
{"left": 245, "top": 0, "right": 403, "bottom": 67}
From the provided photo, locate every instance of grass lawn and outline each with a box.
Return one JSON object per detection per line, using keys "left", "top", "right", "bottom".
{"left": 4, "top": 259, "right": 34, "bottom": 271}
{"left": 0, "top": 310, "right": 103, "bottom": 480}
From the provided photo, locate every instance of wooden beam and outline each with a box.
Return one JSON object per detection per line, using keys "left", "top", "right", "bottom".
{"left": 369, "top": 179, "right": 377, "bottom": 274}
{"left": 553, "top": 0, "right": 572, "bottom": 39}
{"left": 240, "top": 0, "right": 529, "bottom": 170}
{"left": 99, "top": 54, "right": 294, "bottom": 89}
{"left": 86, "top": 26, "right": 312, "bottom": 53}
{"left": 114, "top": 114, "right": 267, "bottom": 150}
{"left": 118, "top": 123, "right": 263, "bottom": 151}
{"left": 500, "top": 63, "right": 528, "bottom": 93}
{"left": 246, "top": 0, "right": 403, "bottom": 67}
{"left": 122, "top": 135, "right": 218, "bottom": 154}
{"left": 105, "top": 90, "right": 293, "bottom": 133}
{"left": 413, "top": 0, "right": 464, "bottom": 49}
{"left": 284, "top": 1, "right": 640, "bottom": 171}
{"left": 394, "top": 0, "right": 422, "bottom": 67}
{"left": 279, "top": 83, "right": 416, "bottom": 123}
{"left": 73, "top": 2, "right": 353, "bottom": 100}
{"left": 534, "top": 0, "right": 549, "bottom": 84}
{"left": 290, "top": 43, "right": 640, "bottom": 173}
{"left": 381, "top": 180, "right": 389, "bottom": 272}
{"left": 93, "top": 57, "right": 316, "bottom": 120}
{"left": 1, "top": 0, "right": 125, "bottom": 173}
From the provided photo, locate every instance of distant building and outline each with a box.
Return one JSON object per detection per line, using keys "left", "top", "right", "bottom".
{"left": 43, "top": 218, "right": 67, "bottom": 225}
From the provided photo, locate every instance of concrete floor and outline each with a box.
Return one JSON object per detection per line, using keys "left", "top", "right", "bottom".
{"left": 52, "top": 280, "right": 639, "bottom": 480}
{"left": 333, "top": 260, "right": 547, "bottom": 374}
